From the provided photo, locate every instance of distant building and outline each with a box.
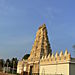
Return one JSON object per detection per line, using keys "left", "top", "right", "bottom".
{"left": 17, "top": 60, "right": 27, "bottom": 74}
{"left": 17, "top": 24, "right": 75, "bottom": 75}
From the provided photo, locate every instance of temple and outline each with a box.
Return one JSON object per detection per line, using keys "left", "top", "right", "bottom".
{"left": 17, "top": 24, "right": 75, "bottom": 75}
{"left": 28, "top": 24, "right": 52, "bottom": 61}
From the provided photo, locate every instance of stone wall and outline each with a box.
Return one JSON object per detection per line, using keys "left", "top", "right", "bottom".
{"left": 40, "top": 49, "right": 75, "bottom": 75}
{"left": 40, "top": 63, "right": 69, "bottom": 75}
{"left": 40, "top": 49, "right": 71, "bottom": 65}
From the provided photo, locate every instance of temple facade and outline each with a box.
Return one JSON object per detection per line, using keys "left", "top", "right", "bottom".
{"left": 17, "top": 24, "right": 75, "bottom": 75}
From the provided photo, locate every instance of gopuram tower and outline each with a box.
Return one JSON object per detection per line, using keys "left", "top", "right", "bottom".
{"left": 27, "top": 24, "right": 52, "bottom": 74}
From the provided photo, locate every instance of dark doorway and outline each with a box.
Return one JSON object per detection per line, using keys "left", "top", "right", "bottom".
{"left": 30, "top": 66, "right": 33, "bottom": 75}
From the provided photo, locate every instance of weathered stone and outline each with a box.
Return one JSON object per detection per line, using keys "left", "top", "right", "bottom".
{"left": 28, "top": 24, "right": 52, "bottom": 61}
{"left": 27, "top": 24, "right": 52, "bottom": 74}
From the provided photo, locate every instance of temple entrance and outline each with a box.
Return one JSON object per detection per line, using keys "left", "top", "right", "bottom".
{"left": 30, "top": 66, "right": 33, "bottom": 75}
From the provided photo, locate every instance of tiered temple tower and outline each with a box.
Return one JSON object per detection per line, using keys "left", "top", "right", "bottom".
{"left": 27, "top": 24, "right": 52, "bottom": 74}
{"left": 28, "top": 24, "right": 52, "bottom": 61}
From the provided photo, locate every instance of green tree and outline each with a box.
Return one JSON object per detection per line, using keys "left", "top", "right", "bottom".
{"left": 10, "top": 58, "right": 18, "bottom": 68}
{"left": 5, "top": 59, "right": 10, "bottom": 67}
{"left": 22, "top": 54, "right": 30, "bottom": 60}
{"left": 0, "top": 59, "right": 5, "bottom": 67}
{"left": 0, "top": 59, "right": 5, "bottom": 71}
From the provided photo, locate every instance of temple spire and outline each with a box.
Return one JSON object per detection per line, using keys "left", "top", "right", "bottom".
{"left": 28, "top": 24, "right": 52, "bottom": 61}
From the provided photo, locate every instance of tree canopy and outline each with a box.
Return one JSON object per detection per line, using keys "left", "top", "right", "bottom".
{"left": 22, "top": 54, "right": 30, "bottom": 60}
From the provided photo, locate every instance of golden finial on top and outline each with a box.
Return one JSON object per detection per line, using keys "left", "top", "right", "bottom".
{"left": 38, "top": 24, "right": 46, "bottom": 29}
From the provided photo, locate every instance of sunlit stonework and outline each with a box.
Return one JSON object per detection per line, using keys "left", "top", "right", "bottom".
{"left": 17, "top": 24, "right": 75, "bottom": 75}
{"left": 28, "top": 24, "right": 52, "bottom": 61}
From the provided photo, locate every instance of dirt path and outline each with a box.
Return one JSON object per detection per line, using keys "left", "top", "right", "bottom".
{"left": 0, "top": 72, "right": 16, "bottom": 75}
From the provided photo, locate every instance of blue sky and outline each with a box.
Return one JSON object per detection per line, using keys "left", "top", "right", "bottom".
{"left": 0, "top": 0, "right": 75, "bottom": 59}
